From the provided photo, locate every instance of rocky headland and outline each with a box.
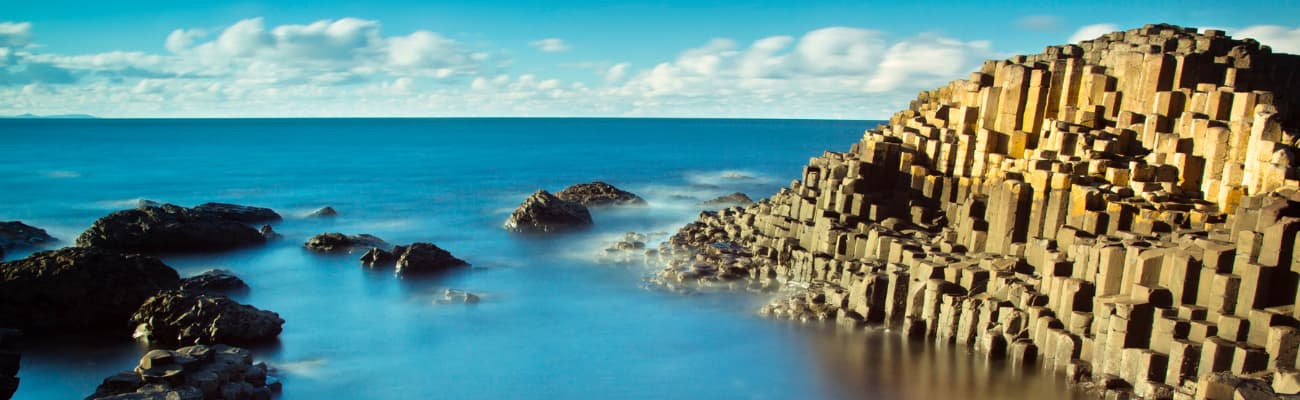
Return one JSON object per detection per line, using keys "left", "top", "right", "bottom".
{"left": 656, "top": 24, "right": 1300, "bottom": 399}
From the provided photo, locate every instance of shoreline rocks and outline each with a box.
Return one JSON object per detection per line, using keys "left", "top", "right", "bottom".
{"left": 307, "top": 206, "right": 338, "bottom": 218}
{"left": 130, "top": 290, "right": 284, "bottom": 347}
{"left": 76, "top": 204, "right": 271, "bottom": 253}
{"left": 190, "top": 203, "right": 281, "bottom": 223}
{"left": 360, "top": 242, "right": 468, "bottom": 276}
{"left": 555, "top": 181, "right": 646, "bottom": 207}
{"left": 87, "top": 344, "right": 279, "bottom": 400}
{"left": 504, "top": 190, "right": 592, "bottom": 233}
{"left": 178, "top": 269, "right": 249, "bottom": 296}
{"left": 0, "top": 221, "right": 56, "bottom": 251}
{"left": 304, "top": 233, "right": 387, "bottom": 253}
{"left": 0, "top": 247, "right": 179, "bottom": 335}
{"left": 697, "top": 192, "right": 754, "bottom": 209}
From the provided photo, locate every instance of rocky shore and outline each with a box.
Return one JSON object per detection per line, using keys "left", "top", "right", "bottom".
{"left": 655, "top": 24, "right": 1300, "bottom": 399}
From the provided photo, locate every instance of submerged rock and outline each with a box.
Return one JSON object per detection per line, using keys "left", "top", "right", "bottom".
{"left": 0, "top": 221, "right": 56, "bottom": 251}
{"left": 258, "top": 225, "right": 281, "bottom": 240}
{"left": 130, "top": 290, "right": 284, "bottom": 347}
{"left": 76, "top": 204, "right": 270, "bottom": 253}
{"left": 303, "top": 233, "right": 387, "bottom": 253}
{"left": 307, "top": 206, "right": 338, "bottom": 218}
{"left": 440, "top": 289, "right": 480, "bottom": 304}
{"left": 178, "top": 269, "right": 248, "bottom": 295}
{"left": 555, "top": 181, "right": 646, "bottom": 206}
{"left": 697, "top": 192, "right": 753, "bottom": 209}
{"left": 360, "top": 242, "right": 468, "bottom": 276}
{"left": 0, "top": 247, "right": 180, "bottom": 335}
{"left": 504, "top": 190, "right": 592, "bottom": 233}
{"left": 191, "top": 202, "right": 282, "bottom": 223}
{"left": 87, "top": 344, "right": 278, "bottom": 400}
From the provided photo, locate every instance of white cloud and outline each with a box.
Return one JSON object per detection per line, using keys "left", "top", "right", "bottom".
{"left": 1016, "top": 15, "right": 1059, "bottom": 32}
{"left": 0, "top": 22, "right": 32, "bottom": 48}
{"left": 529, "top": 38, "right": 570, "bottom": 53}
{"left": 1234, "top": 25, "right": 1300, "bottom": 54}
{"left": 1068, "top": 23, "right": 1119, "bottom": 44}
{"left": 866, "top": 35, "right": 991, "bottom": 92}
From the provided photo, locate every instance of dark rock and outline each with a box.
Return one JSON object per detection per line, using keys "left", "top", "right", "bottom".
{"left": 555, "top": 181, "right": 646, "bottom": 206}
{"left": 88, "top": 344, "right": 275, "bottom": 400}
{"left": 304, "top": 233, "right": 387, "bottom": 253}
{"left": 0, "top": 247, "right": 179, "bottom": 334}
{"left": 190, "top": 203, "right": 281, "bottom": 223}
{"left": 177, "top": 270, "right": 248, "bottom": 295}
{"left": 307, "top": 206, "right": 337, "bottom": 218}
{"left": 359, "top": 247, "right": 396, "bottom": 268}
{"left": 0, "top": 376, "right": 14, "bottom": 400}
{"left": 360, "top": 242, "right": 469, "bottom": 276}
{"left": 0, "top": 221, "right": 56, "bottom": 250}
{"left": 697, "top": 192, "right": 754, "bottom": 208}
{"left": 258, "top": 225, "right": 281, "bottom": 240}
{"left": 76, "top": 204, "right": 267, "bottom": 253}
{"left": 504, "top": 190, "right": 592, "bottom": 233}
{"left": 130, "top": 291, "right": 283, "bottom": 347}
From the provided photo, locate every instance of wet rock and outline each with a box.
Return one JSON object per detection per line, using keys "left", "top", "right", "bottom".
{"left": 303, "top": 233, "right": 387, "bottom": 253}
{"left": 258, "top": 225, "right": 281, "bottom": 240}
{"left": 130, "top": 290, "right": 283, "bottom": 347}
{"left": 190, "top": 203, "right": 281, "bottom": 223}
{"left": 555, "top": 181, "right": 646, "bottom": 207}
{"left": 359, "top": 247, "right": 397, "bottom": 268}
{"left": 440, "top": 289, "right": 480, "bottom": 304}
{"left": 307, "top": 206, "right": 337, "bottom": 218}
{"left": 697, "top": 192, "right": 753, "bottom": 209}
{"left": 0, "top": 221, "right": 56, "bottom": 251}
{"left": 87, "top": 344, "right": 276, "bottom": 400}
{"left": 596, "top": 232, "right": 654, "bottom": 265}
{"left": 177, "top": 270, "right": 248, "bottom": 295}
{"left": 503, "top": 190, "right": 592, "bottom": 233}
{"left": 360, "top": 242, "right": 468, "bottom": 276}
{"left": 0, "top": 247, "right": 179, "bottom": 334}
{"left": 76, "top": 204, "right": 268, "bottom": 253}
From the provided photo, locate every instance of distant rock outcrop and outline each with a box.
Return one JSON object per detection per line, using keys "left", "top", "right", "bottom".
{"left": 76, "top": 203, "right": 272, "bottom": 253}
{"left": 0, "top": 221, "right": 56, "bottom": 251}
{"left": 556, "top": 181, "right": 646, "bottom": 206}
{"left": 130, "top": 290, "right": 284, "bottom": 347}
{"left": 360, "top": 242, "right": 468, "bottom": 276}
{"left": 191, "top": 202, "right": 282, "bottom": 223}
{"left": 178, "top": 269, "right": 248, "bottom": 295}
{"left": 697, "top": 192, "right": 754, "bottom": 209}
{"left": 0, "top": 247, "right": 179, "bottom": 334}
{"left": 504, "top": 190, "right": 593, "bottom": 233}
{"left": 304, "top": 232, "right": 388, "bottom": 253}
{"left": 86, "top": 344, "right": 279, "bottom": 400}
{"left": 308, "top": 206, "right": 338, "bottom": 218}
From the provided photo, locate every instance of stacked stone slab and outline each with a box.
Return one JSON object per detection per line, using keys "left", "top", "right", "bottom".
{"left": 659, "top": 24, "right": 1300, "bottom": 399}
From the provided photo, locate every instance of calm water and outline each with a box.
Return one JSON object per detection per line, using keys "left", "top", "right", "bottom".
{"left": 0, "top": 118, "right": 1082, "bottom": 399}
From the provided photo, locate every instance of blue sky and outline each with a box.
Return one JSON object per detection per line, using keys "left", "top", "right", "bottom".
{"left": 3, "top": 0, "right": 1299, "bottom": 118}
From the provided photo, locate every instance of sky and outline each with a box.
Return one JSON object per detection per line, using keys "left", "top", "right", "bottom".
{"left": 2, "top": 0, "right": 1299, "bottom": 118}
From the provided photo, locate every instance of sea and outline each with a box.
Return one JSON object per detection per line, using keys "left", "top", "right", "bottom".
{"left": 0, "top": 118, "right": 1084, "bottom": 399}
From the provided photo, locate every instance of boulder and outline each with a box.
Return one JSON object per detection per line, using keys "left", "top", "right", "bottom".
{"left": 359, "top": 242, "right": 468, "bottom": 276}
{"left": 177, "top": 270, "right": 248, "bottom": 295}
{"left": 0, "top": 221, "right": 56, "bottom": 250}
{"left": 87, "top": 344, "right": 277, "bottom": 400}
{"left": 303, "top": 233, "right": 387, "bottom": 253}
{"left": 76, "top": 204, "right": 268, "bottom": 253}
{"left": 258, "top": 225, "right": 281, "bottom": 240}
{"left": 555, "top": 181, "right": 646, "bottom": 206}
{"left": 504, "top": 190, "right": 593, "bottom": 233}
{"left": 0, "top": 247, "right": 179, "bottom": 334}
{"left": 307, "top": 206, "right": 338, "bottom": 218}
{"left": 697, "top": 192, "right": 754, "bottom": 209}
{"left": 130, "top": 291, "right": 283, "bottom": 347}
{"left": 190, "top": 203, "right": 281, "bottom": 223}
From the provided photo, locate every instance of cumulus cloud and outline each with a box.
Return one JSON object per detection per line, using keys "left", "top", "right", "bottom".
{"left": 1016, "top": 15, "right": 1059, "bottom": 32}
{"left": 1068, "top": 23, "right": 1119, "bottom": 44}
{"left": 0, "top": 22, "right": 32, "bottom": 48}
{"left": 1234, "top": 25, "right": 1300, "bottom": 54}
{"left": 529, "top": 38, "right": 570, "bottom": 53}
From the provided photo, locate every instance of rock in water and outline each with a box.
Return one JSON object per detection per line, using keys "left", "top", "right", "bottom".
{"left": 303, "top": 232, "right": 388, "bottom": 253}
{"left": 191, "top": 202, "right": 282, "bottom": 223}
{"left": 307, "top": 206, "right": 338, "bottom": 218}
{"left": 178, "top": 269, "right": 249, "bottom": 295}
{"left": 130, "top": 290, "right": 284, "bottom": 347}
{"left": 76, "top": 204, "right": 268, "bottom": 253}
{"left": 0, "top": 247, "right": 180, "bottom": 334}
{"left": 87, "top": 344, "right": 278, "bottom": 400}
{"left": 0, "top": 221, "right": 56, "bottom": 251}
{"left": 555, "top": 181, "right": 646, "bottom": 206}
{"left": 359, "top": 242, "right": 468, "bottom": 276}
{"left": 697, "top": 192, "right": 754, "bottom": 209}
{"left": 504, "top": 190, "right": 593, "bottom": 233}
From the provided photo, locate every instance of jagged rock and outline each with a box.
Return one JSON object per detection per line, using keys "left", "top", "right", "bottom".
{"left": 359, "top": 242, "right": 468, "bottom": 276}
{"left": 503, "top": 190, "right": 592, "bottom": 233}
{"left": 177, "top": 270, "right": 248, "bottom": 295}
{"left": 190, "top": 203, "right": 281, "bottom": 223}
{"left": 303, "top": 233, "right": 387, "bottom": 253}
{"left": 555, "top": 181, "right": 646, "bottom": 206}
{"left": 130, "top": 291, "right": 283, "bottom": 347}
{"left": 258, "top": 225, "right": 280, "bottom": 240}
{"left": 87, "top": 344, "right": 276, "bottom": 400}
{"left": 359, "top": 247, "right": 396, "bottom": 268}
{"left": 0, "top": 221, "right": 56, "bottom": 250}
{"left": 307, "top": 206, "right": 337, "bottom": 218}
{"left": 697, "top": 192, "right": 754, "bottom": 209}
{"left": 0, "top": 247, "right": 179, "bottom": 334}
{"left": 76, "top": 204, "right": 268, "bottom": 253}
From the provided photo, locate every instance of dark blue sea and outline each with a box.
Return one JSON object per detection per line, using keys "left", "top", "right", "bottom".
{"left": 0, "top": 118, "right": 1078, "bottom": 399}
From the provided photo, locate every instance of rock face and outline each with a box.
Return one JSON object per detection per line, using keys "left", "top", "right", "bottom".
{"left": 0, "top": 329, "right": 18, "bottom": 400}
{"left": 555, "top": 181, "right": 646, "bottom": 206}
{"left": 0, "top": 247, "right": 179, "bottom": 334}
{"left": 87, "top": 344, "right": 279, "bottom": 400}
{"left": 130, "top": 291, "right": 284, "bottom": 347}
{"left": 359, "top": 242, "right": 468, "bottom": 276}
{"left": 503, "top": 190, "right": 593, "bottom": 233}
{"left": 0, "top": 221, "right": 56, "bottom": 251}
{"left": 698, "top": 192, "right": 754, "bottom": 209}
{"left": 76, "top": 204, "right": 270, "bottom": 253}
{"left": 178, "top": 269, "right": 248, "bottom": 295}
{"left": 190, "top": 203, "right": 282, "bottom": 223}
{"left": 659, "top": 24, "right": 1300, "bottom": 399}
{"left": 307, "top": 206, "right": 338, "bottom": 218}
{"left": 303, "top": 233, "right": 387, "bottom": 253}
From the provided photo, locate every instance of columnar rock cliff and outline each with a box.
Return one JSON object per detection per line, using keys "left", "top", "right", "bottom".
{"left": 659, "top": 24, "right": 1300, "bottom": 399}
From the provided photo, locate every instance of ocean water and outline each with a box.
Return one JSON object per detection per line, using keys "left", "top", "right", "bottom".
{"left": 0, "top": 118, "right": 1083, "bottom": 399}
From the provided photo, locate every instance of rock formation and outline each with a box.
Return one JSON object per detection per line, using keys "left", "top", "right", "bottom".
{"left": 698, "top": 192, "right": 755, "bottom": 209}
{"left": 555, "top": 181, "right": 647, "bottom": 206}
{"left": 76, "top": 203, "right": 272, "bottom": 253}
{"left": 0, "top": 329, "right": 18, "bottom": 400}
{"left": 504, "top": 190, "right": 593, "bottom": 233}
{"left": 87, "top": 344, "right": 279, "bottom": 400}
{"left": 130, "top": 290, "right": 284, "bottom": 347}
{"left": 0, "top": 221, "right": 56, "bottom": 251}
{"left": 0, "top": 247, "right": 179, "bottom": 334}
{"left": 307, "top": 206, "right": 338, "bottom": 218}
{"left": 178, "top": 269, "right": 248, "bottom": 295}
{"left": 304, "top": 232, "right": 388, "bottom": 253}
{"left": 360, "top": 242, "right": 469, "bottom": 276}
{"left": 658, "top": 24, "right": 1300, "bottom": 399}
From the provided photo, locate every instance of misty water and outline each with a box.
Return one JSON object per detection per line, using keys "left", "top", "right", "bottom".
{"left": 2, "top": 118, "right": 1084, "bottom": 399}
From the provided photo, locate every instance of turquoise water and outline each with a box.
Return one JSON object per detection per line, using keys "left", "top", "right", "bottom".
{"left": 0, "top": 118, "right": 1080, "bottom": 399}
